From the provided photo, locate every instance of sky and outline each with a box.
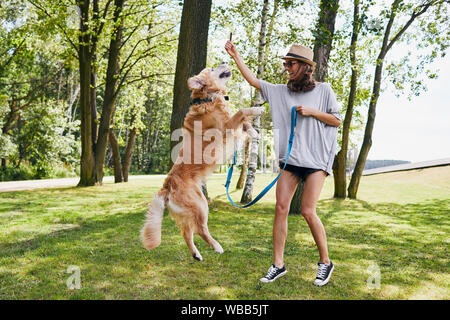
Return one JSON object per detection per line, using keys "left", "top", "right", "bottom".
{"left": 368, "top": 53, "right": 450, "bottom": 163}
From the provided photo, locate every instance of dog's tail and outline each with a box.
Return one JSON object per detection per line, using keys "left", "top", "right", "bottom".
{"left": 141, "top": 190, "right": 168, "bottom": 250}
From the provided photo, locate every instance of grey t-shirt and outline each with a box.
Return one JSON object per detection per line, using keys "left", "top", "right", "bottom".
{"left": 260, "top": 80, "right": 341, "bottom": 175}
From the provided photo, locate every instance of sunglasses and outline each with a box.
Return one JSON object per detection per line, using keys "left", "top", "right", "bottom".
{"left": 283, "top": 60, "right": 298, "bottom": 68}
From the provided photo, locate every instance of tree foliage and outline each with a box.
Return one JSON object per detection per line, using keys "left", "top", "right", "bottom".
{"left": 0, "top": 0, "right": 79, "bottom": 179}
{"left": 0, "top": 0, "right": 448, "bottom": 187}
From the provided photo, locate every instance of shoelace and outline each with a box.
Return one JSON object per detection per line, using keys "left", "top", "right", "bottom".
{"left": 316, "top": 264, "right": 328, "bottom": 280}
{"left": 266, "top": 266, "right": 278, "bottom": 279}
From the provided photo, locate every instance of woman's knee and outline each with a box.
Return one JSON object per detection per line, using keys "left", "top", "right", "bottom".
{"left": 275, "top": 202, "right": 290, "bottom": 216}
{"left": 301, "top": 206, "right": 316, "bottom": 222}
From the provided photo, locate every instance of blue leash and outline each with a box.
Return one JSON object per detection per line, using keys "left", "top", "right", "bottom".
{"left": 225, "top": 106, "right": 298, "bottom": 208}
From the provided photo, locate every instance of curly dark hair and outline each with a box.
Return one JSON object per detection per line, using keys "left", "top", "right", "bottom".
{"left": 287, "top": 62, "right": 316, "bottom": 93}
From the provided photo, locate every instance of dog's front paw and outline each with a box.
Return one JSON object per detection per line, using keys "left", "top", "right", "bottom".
{"left": 247, "top": 127, "right": 259, "bottom": 139}
{"left": 251, "top": 106, "right": 265, "bottom": 116}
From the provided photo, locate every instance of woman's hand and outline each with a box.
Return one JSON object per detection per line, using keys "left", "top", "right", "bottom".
{"left": 224, "top": 40, "right": 261, "bottom": 90}
{"left": 296, "top": 105, "right": 341, "bottom": 127}
{"left": 225, "top": 40, "right": 238, "bottom": 59}
{"left": 296, "top": 105, "right": 317, "bottom": 117}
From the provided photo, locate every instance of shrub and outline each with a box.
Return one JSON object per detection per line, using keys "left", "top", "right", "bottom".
{"left": 0, "top": 164, "right": 35, "bottom": 181}
{"left": 0, "top": 162, "right": 76, "bottom": 181}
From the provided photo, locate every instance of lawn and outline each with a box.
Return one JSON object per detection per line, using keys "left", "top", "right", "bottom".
{"left": 0, "top": 167, "right": 449, "bottom": 300}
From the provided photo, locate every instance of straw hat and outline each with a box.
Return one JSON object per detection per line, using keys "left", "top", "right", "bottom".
{"left": 281, "top": 44, "right": 316, "bottom": 67}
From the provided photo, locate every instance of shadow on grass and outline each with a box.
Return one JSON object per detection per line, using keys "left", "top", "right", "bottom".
{"left": 314, "top": 198, "right": 449, "bottom": 294}
{"left": 0, "top": 207, "right": 229, "bottom": 299}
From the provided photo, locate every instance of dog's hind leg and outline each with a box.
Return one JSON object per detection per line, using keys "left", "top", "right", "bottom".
{"left": 195, "top": 198, "right": 224, "bottom": 254}
{"left": 198, "top": 224, "right": 224, "bottom": 254}
{"left": 182, "top": 226, "right": 203, "bottom": 261}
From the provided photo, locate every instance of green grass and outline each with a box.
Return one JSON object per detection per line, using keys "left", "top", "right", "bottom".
{"left": 0, "top": 167, "right": 449, "bottom": 300}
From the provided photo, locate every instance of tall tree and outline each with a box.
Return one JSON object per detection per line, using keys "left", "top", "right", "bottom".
{"left": 289, "top": 0, "right": 340, "bottom": 214}
{"left": 93, "top": 0, "right": 125, "bottom": 184}
{"left": 211, "top": 0, "right": 300, "bottom": 192}
{"left": 236, "top": 0, "right": 279, "bottom": 192}
{"left": 169, "top": 0, "right": 212, "bottom": 199}
{"left": 313, "top": 0, "right": 340, "bottom": 82}
{"left": 240, "top": 0, "right": 270, "bottom": 204}
{"left": 75, "top": 0, "right": 170, "bottom": 185}
{"left": 170, "top": 0, "right": 212, "bottom": 159}
{"left": 77, "top": 0, "right": 95, "bottom": 186}
{"left": 76, "top": 0, "right": 119, "bottom": 186}
{"left": 105, "top": 0, "right": 179, "bottom": 179}
{"left": 333, "top": 0, "right": 361, "bottom": 198}
{"left": 348, "top": 0, "right": 448, "bottom": 198}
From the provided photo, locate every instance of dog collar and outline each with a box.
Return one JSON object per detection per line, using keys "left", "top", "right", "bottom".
{"left": 190, "top": 97, "right": 212, "bottom": 105}
{"left": 190, "top": 95, "right": 229, "bottom": 105}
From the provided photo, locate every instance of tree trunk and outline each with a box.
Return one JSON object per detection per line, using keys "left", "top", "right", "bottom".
{"left": 236, "top": 0, "right": 278, "bottom": 192}
{"left": 334, "top": 0, "right": 359, "bottom": 199}
{"left": 236, "top": 136, "right": 250, "bottom": 189}
{"left": 290, "top": 0, "right": 339, "bottom": 212}
{"left": 90, "top": 64, "right": 98, "bottom": 150}
{"left": 90, "top": 0, "right": 104, "bottom": 153}
{"left": 122, "top": 125, "right": 137, "bottom": 182}
{"left": 241, "top": 114, "right": 261, "bottom": 203}
{"left": 2, "top": 101, "right": 19, "bottom": 137}
{"left": 288, "top": 180, "right": 304, "bottom": 215}
{"left": 170, "top": 0, "right": 212, "bottom": 198}
{"left": 109, "top": 129, "right": 123, "bottom": 183}
{"left": 94, "top": 0, "right": 125, "bottom": 185}
{"left": 348, "top": 51, "right": 385, "bottom": 198}
{"left": 170, "top": 0, "right": 212, "bottom": 161}
{"left": 240, "top": 0, "right": 270, "bottom": 204}
{"left": 77, "top": 0, "right": 96, "bottom": 187}
{"left": 347, "top": 0, "right": 431, "bottom": 198}
{"left": 313, "top": 0, "right": 340, "bottom": 82}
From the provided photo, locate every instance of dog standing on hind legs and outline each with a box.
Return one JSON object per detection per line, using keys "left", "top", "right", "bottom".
{"left": 140, "top": 63, "right": 264, "bottom": 261}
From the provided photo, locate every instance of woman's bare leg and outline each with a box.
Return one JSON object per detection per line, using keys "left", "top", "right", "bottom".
{"left": 301, "top": 170, "right": 330, "bottom": 264}
{"left": 273, "top": 170, "right": 300, "bottom": 267}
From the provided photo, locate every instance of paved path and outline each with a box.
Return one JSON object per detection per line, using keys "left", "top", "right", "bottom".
{"left": 3, "top": 158, "right": 447, "bottom": 192}
{"left": 0, "top": 175, "right": 166, "bottom": 192}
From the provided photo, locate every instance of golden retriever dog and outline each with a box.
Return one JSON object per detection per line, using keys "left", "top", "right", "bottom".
{"left": 140, "top": 63, "right": 264, "bottom": 261}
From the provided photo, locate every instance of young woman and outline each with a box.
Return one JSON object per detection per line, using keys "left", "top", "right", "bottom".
{"left": 225, "top": 41, "right": 341, "bottom": 286}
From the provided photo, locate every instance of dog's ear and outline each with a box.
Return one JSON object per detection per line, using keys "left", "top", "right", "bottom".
{"left": 187, "top": 76, "right": 206, "bottom": 91}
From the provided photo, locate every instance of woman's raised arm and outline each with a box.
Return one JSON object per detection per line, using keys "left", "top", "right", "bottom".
{"left": 225, "top": 41, "right": 261, "bottom": 90}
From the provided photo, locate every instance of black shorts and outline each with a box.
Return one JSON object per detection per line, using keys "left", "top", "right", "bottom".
{"left": 279, "top": 162, "right": 326, "bottom": 182}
